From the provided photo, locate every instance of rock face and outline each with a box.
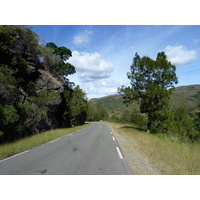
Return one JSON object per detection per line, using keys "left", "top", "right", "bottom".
{"left": 32, "top": 69, "right": 70, "bottom": 133}
{"left": 14, "top": 67, "right": 71, "bottom": 136}
{"left": 0, "top": 25, "right": 80, "bottom": 141}
{"left": 36, "top": 69, "right": 64, "bottom": 94}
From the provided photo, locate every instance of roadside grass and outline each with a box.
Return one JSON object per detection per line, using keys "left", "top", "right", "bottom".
{"left": 107, "top": 122, "right": 200, "bottom": 175}
{"left": 0, "top": 124, "right": 90, "bottom": 161}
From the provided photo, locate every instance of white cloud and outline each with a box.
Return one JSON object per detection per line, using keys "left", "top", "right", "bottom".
{"left": 95, "top": 79, "right": 122, "bottom": 88}
{"left": 193, "top": 38, "right": 199, "bottom": 44}
{"left": 73, "top": 29, "right": 93, "bottom": 46}
{"left": 164, "top": 45, "right": 197, "bottom": 66}
{"left": 105, "top": 88, "right": 118, "bottom": 95}
{"left": 68, "top": 51, "right": 114, "bottom": 82}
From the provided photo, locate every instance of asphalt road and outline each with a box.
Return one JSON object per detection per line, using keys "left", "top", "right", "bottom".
{"left": 0, "top": 123, "right": 132, "bottom": 175}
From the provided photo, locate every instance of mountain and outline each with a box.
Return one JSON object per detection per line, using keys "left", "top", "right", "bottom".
{"left": 170, "top": 84, "right": 200, "bottom": 111}
{"left": 89, "top": 84, "right": 200, "bottom": 114}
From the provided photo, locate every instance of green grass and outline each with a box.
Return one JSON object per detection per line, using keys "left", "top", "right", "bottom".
{"left": 0, "top": 124, "right": 90, "bottom": 160}
{"left": 107, "top": 122, "right": 200, "bottom": 175}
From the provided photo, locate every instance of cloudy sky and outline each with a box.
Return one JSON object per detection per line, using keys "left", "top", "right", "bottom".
{"left": 31, "top": 25, "right": 200, "bottom": 99}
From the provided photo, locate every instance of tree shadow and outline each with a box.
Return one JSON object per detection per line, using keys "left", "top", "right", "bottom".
{"left": 120, "top": 125, "right": 146, "bottom": 132}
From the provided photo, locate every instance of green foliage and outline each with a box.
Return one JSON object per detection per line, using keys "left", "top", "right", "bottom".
{"left": 46, "top": 42, "right": 72, "bottom": 61}
{"left": 67, "top": 86, "right": 88, "bottom": 126}
{"left": 31, "top": 90, "right": 61, "bottom": 106}
{"left": 193, "top": 103, "right": 200, "bottom": 133}
{"left": 170, "top": 86, "right": 200, "bottom": 112}
{"left": 87, "top": 102, "right": 109, "bottom": 121}
{"left": 0, "top": 104, "right": 19, "bottom": 126}
{"left": 0, "top": 104, "right": 19, "bottom": 141}
{"left": 0, "top": 25, "right": 40, "bottom": 79}
{"left": 173, "top": 106, "right": 199, "bottom": 140}
{"left": 0, "top": 26, "right": 85, "bottom": 143}
{"left": 130, "top": 110, "right": 148, "bottom": 129}
{"left": 119, "top": 52, "right": 178, "bottom": 132}
{"left": 0, "top": 65, "right": 18, "bottom": 104}
{"left": 45, "top": 42, "right": 76, "bottom": 76}
{"left": 25, "top": 81, "right": 36, "bottom": 96}
{"left": 17, "top": 100, "right": 47, "bottom": 132}
{"left": 38, "top": 46, "right": 62, "bottom": 69}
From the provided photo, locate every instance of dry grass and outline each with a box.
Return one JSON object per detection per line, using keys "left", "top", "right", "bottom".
{"left": 107, "top": 122, "right": 200, "bottom": 175}
{"left": 0, "top": 124, "right": 90, "bottom": 160}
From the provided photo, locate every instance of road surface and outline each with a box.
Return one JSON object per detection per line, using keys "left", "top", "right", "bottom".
{"left": 0, "top": 123, "right": 132, "bottom": 175}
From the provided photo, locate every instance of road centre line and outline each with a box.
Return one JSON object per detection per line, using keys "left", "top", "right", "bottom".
{"left": 116, "top": 147, "right": 123, "bottom": 159}
{"left": 0, "top": 150, "right": 29, "bottom": 163}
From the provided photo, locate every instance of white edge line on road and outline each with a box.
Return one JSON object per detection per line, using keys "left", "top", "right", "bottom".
{"left": 0, "top": 150, "right": 29, "bottom": 163}
{"left": 112, "top": 136, "right": 115, "bottom": 141}
{"left": 49, "top": 138, "right": 60, "bottom": 144}
{"left": 116, "top": 147, "right": 123, "bottom": 159}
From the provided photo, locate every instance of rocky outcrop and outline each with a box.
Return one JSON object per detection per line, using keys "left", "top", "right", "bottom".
{"left": 31, "top": 69, "right": 70, "bottom": 133}
{"left": 13, "top": 67, "right": 71, "bottom": 135}
{"left": 0, "top": 26, "right": 77, "bottom": 142}
{"left": 36, "top": 69, "right": 64, "bottom": 94}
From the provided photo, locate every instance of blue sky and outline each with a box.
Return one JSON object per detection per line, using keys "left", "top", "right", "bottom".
{"left": 31, "top": 25, "right": 200, "bottom": 99}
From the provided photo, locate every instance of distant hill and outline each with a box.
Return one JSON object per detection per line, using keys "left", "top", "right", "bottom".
{"left": 89, "top": 84, "right": 200, "bottom": 114}
{"left": 170, "top": 84, "right": 200, "bottom": 111}
{"left": 175, "top": 84, "right": 200, "bottom": 91}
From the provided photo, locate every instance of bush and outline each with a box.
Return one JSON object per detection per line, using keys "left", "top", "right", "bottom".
{"left": 0, "top": 104, "right": 19, "bottom": 140}
{"left": 131, "top": 110, "right": 148, "bottom": 130}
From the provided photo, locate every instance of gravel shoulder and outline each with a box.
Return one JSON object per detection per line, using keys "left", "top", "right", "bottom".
{"left": 109, "top": 123, "right": 162, "bottom": 175}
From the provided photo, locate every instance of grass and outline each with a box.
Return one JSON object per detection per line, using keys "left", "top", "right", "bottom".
{"left": 107, "top": 122, "right": 200, "bottom": 175}
{"left": 0, "top": 124, "right": 90, "bottom": 161}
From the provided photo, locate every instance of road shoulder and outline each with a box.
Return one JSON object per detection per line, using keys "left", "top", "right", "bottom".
{"left": 107, "top": 122, "right": 162, "bottom": 175}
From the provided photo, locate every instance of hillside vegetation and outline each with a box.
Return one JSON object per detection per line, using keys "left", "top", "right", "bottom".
{"left": 90, "top": 84, "right": 200, "bottom": 114}
{"left": 170, "top": 84, "right": 200, "bottom": 111}
{"left": 89, "top": 84, "right": 200, "bottom": 142}
{"left": 0, "top": 26, "right": 88, "bottom": 143}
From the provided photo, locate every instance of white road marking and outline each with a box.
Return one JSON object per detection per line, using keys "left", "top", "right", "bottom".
{"left": 0, "top": 150, "right": 29, "bottom": 163}
{"left": 116, "top": 147, "right": 123, "bottom": 159}
{"left": 49, "top": 138, "right": 60, "bottom": 143}
{"left": 112, "top": 136, "right": 115, "bottom": 141}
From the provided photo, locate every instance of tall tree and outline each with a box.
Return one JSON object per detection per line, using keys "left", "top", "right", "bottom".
{"left": 119, "top": 52, "right": 178, "bottom": 133}
{"left": 45, "top": 42, "right": 75, "bottom": 76}
{"left": 67, "top": 86, "right": 88, "bottom": 126}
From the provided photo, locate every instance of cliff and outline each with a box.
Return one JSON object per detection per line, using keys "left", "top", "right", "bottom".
{"left": 0, "top": 25, "right": 88, "bottom": 142}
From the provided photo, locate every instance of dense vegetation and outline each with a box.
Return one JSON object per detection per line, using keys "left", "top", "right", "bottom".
{"left": 90, "top": 84, "right": 200, "bottom": 142}
{"left": 87, "top": 102, "right": 109, "bottom": 121}
{"left": 1, "top": 25, "right": 200, "bottom": 145}
{"left": 0, "top": 25, "right": 88, "bottom": 142}
{"left": 119, "top": 52, "right": 178, "bottom": 133}
{"left": 117, "top": 51, "right": 200, "bottom": 141}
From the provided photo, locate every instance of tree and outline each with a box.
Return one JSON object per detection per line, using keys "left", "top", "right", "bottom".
{"left": 119, "top": 52, "right": 178, "bottom": 133}
{"left": 38, "top": 46, "right": 62, "bottom": 69}
{"left": 0, "top": 65, "right": 18, "bottom": 104}
{"left": 67, "top": 86, "right": 88, "bottom": 126}
{"left": 45, "top": 42, "right": 75, "bottom": 76}
{"left": 46, "top": 42, "right": 72, "bottom": 61}
{"left": 87, "top": 102, "right": 109, "bottom": 121}
{"left": 174, "top": 106, "right": 199, "bottom": 140}
{"left": 0, "top": 26, "right": 86, "bottom": 142}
